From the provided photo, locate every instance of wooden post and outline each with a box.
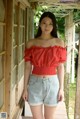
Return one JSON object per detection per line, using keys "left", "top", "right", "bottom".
{"left": 71, "top": 24, "right": 75, "bottom": 83}
{"left": 74, "top": 32, "right": 80, "bottom": 119}
{"left": 5, "top": 0, "right": 14, "bottom": 119}
{"left": 64, "top": 12, "right": 73, "bottom": 116}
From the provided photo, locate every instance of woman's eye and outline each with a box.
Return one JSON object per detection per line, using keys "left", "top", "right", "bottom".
{"left": 42, "top": 22, "right": 53, "bottom": 26}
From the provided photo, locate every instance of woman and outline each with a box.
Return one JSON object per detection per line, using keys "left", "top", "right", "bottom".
{"left": 22, "top": 11, "right": 67, "bottom": 119}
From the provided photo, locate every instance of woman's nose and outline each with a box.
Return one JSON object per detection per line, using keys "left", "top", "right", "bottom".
{"left": 45, "top": 24, "right": 49, "bottom": 28}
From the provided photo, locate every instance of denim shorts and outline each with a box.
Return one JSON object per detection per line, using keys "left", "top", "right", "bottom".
{"left": 28, "top": 75, "right": 59, "bottom": 106}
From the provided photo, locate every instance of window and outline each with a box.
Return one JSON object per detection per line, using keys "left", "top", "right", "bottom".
{"left": 11, "top": 4, "right": 25, "bottom": 89}
{"left": 18, "top": 7, "right": 25, "bottom": 81}
{"left": 0, "top": 0, "right": 6, "bottom": 108}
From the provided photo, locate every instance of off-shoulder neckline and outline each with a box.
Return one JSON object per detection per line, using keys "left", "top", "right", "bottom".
{"left": 27, "top": 45, "right": 66, "bottom": 49}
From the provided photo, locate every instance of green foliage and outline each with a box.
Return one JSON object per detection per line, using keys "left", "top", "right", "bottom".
{"left": 69, "top": 83, "right": 76, "bottom": 119}
{"left": 69, "top": 83, "right": 76, "bottom": 100}
{"left": 57, "top": 17, "right": 65, "bottom": 40}
{"left": 73, "top": 9, "right": 80, "bottom": 22}
{"left": 34, "top": 6, "right": 80, "bottom": 40}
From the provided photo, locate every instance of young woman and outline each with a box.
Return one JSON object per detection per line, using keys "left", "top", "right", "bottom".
{"left": 22, "top": 12, "right": 67, "bottom": 119}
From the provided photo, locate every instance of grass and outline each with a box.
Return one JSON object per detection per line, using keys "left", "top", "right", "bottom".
{"left": 69, "top": 83, "right": 76, "bottom": 119}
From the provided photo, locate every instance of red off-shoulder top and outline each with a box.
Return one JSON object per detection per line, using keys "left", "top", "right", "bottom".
{"left": 24, "top": 46, "right": 67, "bottom": 75}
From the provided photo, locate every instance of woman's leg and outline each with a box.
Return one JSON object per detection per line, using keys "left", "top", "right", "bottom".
{"left": 44, "top": 105, "right": 57, "bottom": 119}
{"left": 30, "top": 104, "right": 44, "bottom": 119}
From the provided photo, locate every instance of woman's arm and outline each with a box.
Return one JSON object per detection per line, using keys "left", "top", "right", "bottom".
{"left": 57, "top": 63, "right": 64, "bottom": 90}
{"left": 57, "top": 63, "right": 64, "bottom": 101}
{"left": 22, "top": 61, "right": 32, "bottom": 101}
{"left": 24, "top": 62, "right": 32, "bottom": 91}
{"left": 22, "top": 40, "right": 33, "bottom": 101}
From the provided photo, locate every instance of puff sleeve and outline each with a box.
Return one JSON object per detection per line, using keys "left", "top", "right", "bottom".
{"left": 58, "top": 47, "right": 67, "bottom": 63}
{"left": 24, "top": 47, "right": 32, "bottom": 62}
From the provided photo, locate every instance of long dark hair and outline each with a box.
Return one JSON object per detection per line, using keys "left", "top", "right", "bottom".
{"left": 35, "top": 11, "right": 58, "bottom": 38}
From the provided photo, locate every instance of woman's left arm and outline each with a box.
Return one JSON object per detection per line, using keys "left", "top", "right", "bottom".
{"left": 57, "top": 63, "right": 64, "bottom": 101}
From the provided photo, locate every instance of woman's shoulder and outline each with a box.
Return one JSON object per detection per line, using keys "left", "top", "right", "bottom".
{"left": 55, "top": 38, "right": 66, "bottom": 47}
{"left": 26, "top": 38, "right": 37, "bottom": 48}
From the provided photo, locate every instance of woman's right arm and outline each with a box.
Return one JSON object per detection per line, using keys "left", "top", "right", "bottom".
{"left": 22, "top": 39, "right": 34, "bottom": 101}
{"left": 22, "top": 61, "right": 32, "bottom": 101}
{"left": 24, "top": 62, "right": 32, "bottom": 90}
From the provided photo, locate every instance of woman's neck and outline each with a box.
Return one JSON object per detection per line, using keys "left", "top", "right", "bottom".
{"left": 39, "top": 34, "right": 53, "bottom": 40}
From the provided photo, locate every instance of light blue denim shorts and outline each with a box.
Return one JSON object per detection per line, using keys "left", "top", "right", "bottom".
{"left": 28, "top": 75, "right": 59, "bottom": 106}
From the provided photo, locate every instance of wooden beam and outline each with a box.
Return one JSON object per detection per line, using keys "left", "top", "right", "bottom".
{"left": 0, "top": 51, "right": 6, "bottom": 56}
{"left": 29, "top": 0, "right": 80, "bottom": 3}
{"left": 29, "top": 0, "right": 80, "bottom": 9}
{"left": 30, "top": 2, "right": 38, "bottom": 9}
{"left": 16, "top": 0, "right": 30, "bottom": 7}
{"left": 0, "top": 22, "right": 6, "bottom": 25}
{"left": 29, "top": 0, "right": 60, "bottom": 2}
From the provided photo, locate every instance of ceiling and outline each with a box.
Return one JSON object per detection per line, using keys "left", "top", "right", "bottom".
{"left": 29, "top": 0, "right": 80, "bottom": 17}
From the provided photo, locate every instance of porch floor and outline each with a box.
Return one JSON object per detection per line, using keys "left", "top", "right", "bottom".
{"left": 20, "top": 101, "right": 68, "bottom": 119}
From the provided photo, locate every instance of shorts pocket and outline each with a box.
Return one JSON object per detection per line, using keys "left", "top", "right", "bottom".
{"left": 49, "top": 76, "right": 59, "bottom": 88}
{"left": 29, "top": 76, "right": 38, "bottom": 85}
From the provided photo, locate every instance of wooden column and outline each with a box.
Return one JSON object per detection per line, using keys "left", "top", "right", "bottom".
{"left": 64, "top": 12, "right": 73, "bottom": 116}
{"left": 74, "top": 32, "right": 80, "bottom": 119}
{"left": 5, "top": 0, "right": 14, "bottom": 119}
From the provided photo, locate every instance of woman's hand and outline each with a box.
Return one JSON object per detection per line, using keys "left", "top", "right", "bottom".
{"left": 22, "top": 89, "right": 28, "bottom": 101}
{"left": 58, "top": 89, "right": 64, "bottom": 102}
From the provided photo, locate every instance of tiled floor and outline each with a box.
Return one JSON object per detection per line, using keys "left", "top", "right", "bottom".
{"left": 21, "top": 101, "right": 68, "bottom": 119}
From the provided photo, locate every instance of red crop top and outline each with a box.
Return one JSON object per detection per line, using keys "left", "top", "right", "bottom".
{"left": 24, "top": 45, "right": 67, "bottom": 75}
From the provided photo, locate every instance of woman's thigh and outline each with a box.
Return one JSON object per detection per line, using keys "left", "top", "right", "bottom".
{"left": 44, "top": 105, "right": 57, "bottom": 119}
{"left": 30, "top": 104, "right": 44, "bottom": 119}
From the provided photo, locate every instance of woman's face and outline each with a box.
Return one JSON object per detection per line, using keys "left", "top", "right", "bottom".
{"left": 40, "top": 17, "right": 53, "bottom": 35}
